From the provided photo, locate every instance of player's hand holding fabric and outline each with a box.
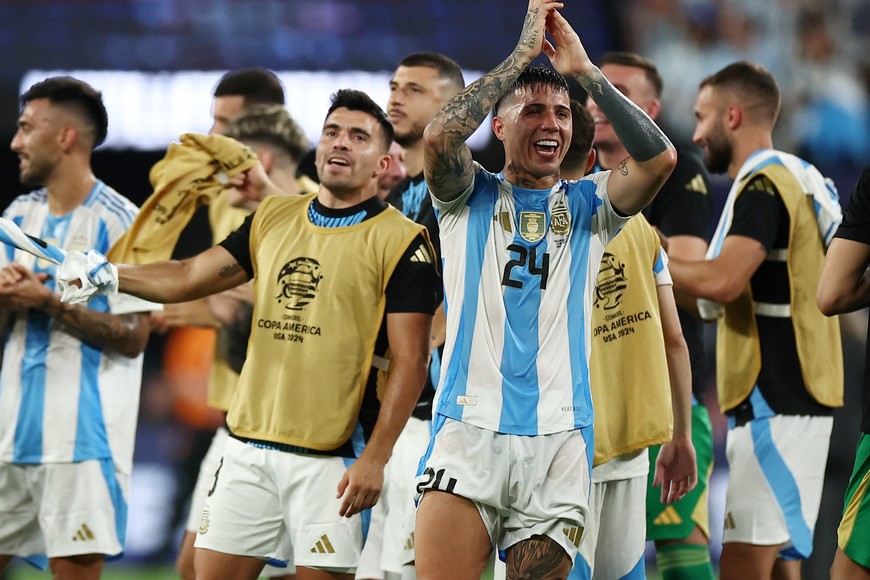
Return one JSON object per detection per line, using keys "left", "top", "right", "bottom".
{"left": 652, "top": 436, "right": 698, "bottom": 504}
{"left": 57, "top": 249, "right": 119, "bottom": 304}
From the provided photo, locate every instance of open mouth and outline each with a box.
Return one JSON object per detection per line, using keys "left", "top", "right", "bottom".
{"left": 534, "top": 140, "right": 559, "bottom": 158}
{"left": 327, "top": 156, "right": 351, "bottom": 167}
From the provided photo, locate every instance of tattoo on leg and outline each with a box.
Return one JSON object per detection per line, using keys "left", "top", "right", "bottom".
{"left": 506, "top": 535, "right": 571, "bottom": 580}
{"left": 618, "top": 158, "right": 629, "bottom": 176}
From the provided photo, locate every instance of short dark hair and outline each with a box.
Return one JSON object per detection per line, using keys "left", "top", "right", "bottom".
{"left": 224, "top": 104, "right": 310, "bottom": 164}
{"left": 21, "top": 76, "right": 108, "bottom": 148}
{"left": 700, "top": 61, "right": 781, "bottom": 124}
{"left": 494, "top": 66, "right": 569, "bottom": 116}
{"left": 213, "top": 69, "right": 285, "bottom": 106}
{"left": 398, "top": 52, "right": 465, "bottom": 91}
{"left": 327, "top": 89, "right": 394, "bottom": 151}
{"left": 599, "top": 52, "right": 664, "bottom": 97}
{"left": 561, "top": 100, "right": 595, "bottom": 172}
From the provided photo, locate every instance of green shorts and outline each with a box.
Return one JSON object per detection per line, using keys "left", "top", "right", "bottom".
{"left": 646, "top": 404, "right": 713, "bottom": 542}
{"left": 838, "top": 433, "right": 870, "bottom": 568}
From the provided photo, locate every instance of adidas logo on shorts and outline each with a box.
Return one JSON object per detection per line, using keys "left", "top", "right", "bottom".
{"left": 310, "top": 534, "right": 335, "bottom": 554}
{"left": 562, "top": 526, "right": 582, "bottom": 549}
{"left": 71, "top": 523, "right": 95, "bottom": 542}
{"left": 653, "top": 505, "right": 683, "bottom": 526}
{"left": 199, "top": 506, "right": 210, "bottom": 535}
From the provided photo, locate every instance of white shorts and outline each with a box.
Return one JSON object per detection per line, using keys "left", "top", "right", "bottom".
{"left": 195, "top": 436, "right": 365, "bottom": 572}
{"left": 356, "top": 417, "right": 430, "bottom": 579}
{"left": 0, "top": 459, "right": 128, "bottom": 564}
{"left": 573, "top": 452, "right": 649, "bottom": 579}
{"left": 723, "top": 414, "right": 833, "bottom": 558}
{"left": 187, "top": 428, "right": 294, "bottom": 577}
{"left": 416, "top": 417, "right": 592, "bottom": 561}
{"left": 186, "top": 427, "right": 230, "bottom": 533}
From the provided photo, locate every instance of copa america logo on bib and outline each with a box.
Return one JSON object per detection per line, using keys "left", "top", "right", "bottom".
{"left": 519, "top": 211, "right": 547, "bottom": 242}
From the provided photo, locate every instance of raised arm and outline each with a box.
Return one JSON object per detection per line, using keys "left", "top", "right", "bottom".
{"left": 118, "top": 245, "right": 250, "bottom": 304}
{"left": 544, "top": 10, "right": 676, "bottom": 214}
{"left": 423, "top": 0, "right": 563, "bottom": 202}
{"left": 817, "top": 238, "right": 870, "bottom": 315}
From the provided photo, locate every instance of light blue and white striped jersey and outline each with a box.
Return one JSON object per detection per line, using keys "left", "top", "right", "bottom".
{"left": 0, "top": 181, "right": 159, "bottom": 472}
{"left": 432, "top": 164, "right": 629, "bottom": 435}
{"left": 653, "top": 247, "right": 671, "bottom": 286}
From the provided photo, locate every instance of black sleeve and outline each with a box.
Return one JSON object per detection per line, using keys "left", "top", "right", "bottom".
{"left": 385, "top": 233, "right": 442, "bottom": 314}
{"left": 643, "top": 150, "right": 713, "bottom": 240}
{"left": 217, "top": 212, "right": 255, "bottom": 279}
{"left": 836, "top": 166, "right": 870, "bottom": 245}
{"left": 728, "top": 175, "right": 782, "bottom": 251}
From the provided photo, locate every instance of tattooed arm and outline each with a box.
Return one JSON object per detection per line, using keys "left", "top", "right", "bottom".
{"left": 116, "top": 245, "right": 250, "bottom": 305}
{"left": 0, "top": 264, "right": 150, "bottom": 357}
{"left": 544, "top": 10, "right": 676, "bottom": 214}
{"left": 423, "top": 0, "right": 564, "bottom": 202}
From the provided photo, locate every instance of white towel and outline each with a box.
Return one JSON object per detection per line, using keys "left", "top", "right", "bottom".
{"left": 697, "top": 149, "right": 842, "bottom": 320}
{"left": 57, "top": 250, "right": 119, "bottom": 304}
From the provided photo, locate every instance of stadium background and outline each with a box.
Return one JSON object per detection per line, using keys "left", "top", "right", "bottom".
{"left": 1, "top": 0, "right": 868, "bottom": 577}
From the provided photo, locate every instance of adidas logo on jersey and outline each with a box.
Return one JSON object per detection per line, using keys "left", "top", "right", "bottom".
{"left": 653, "top": 505, "right": 683, "bottom": 526}
{"left": 404, "top": 531, "right": 415, "bottom": 551}
{"left": 687, "top": 173, "right": 709, "bottom": 195}
{"left": 562, "top": 526, "right": 583, "bottom": 549}
{"left": 723, "top": 511, "right": 736, "bottom": 530}
{"left": 71, "top": 523, "right": 95, "bottom": 542}
{"left": 310, "top": 534, "right": 335, "bottom": 554}
{"left": 410, "top": 244, "right": 433, "bottom": 264}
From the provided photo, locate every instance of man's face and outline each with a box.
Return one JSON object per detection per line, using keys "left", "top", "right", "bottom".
{"left": 387, "top": 65, "right": 455, "bottom": 147}
{"left": 10, "top": 98, "right": 64, "bottom": 187}
{"left": 692, "top": 85, "right": 732, "bottom": 174}
{"left": 210, "top": 95, "right": 246, "bottom": 135}
{"left": 496, "top": 85, "right": 572, "bottom": 180}
{"left": 315, "top": 107, "right": 388, "bottom": 195}
{"left": 586, "top": 63, "right": 658, "bottom": 150}
{"left": 377, "top": 141, "right": 407, "bottom": 200}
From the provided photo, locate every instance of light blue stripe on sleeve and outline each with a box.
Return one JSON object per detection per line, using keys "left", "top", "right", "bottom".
{"left": 498, "top": 187, "right": 549, "bottom": 434}
{"left": 653, "top": 248, "right": 666, "bottom": 275}
{"left": 566, "top": 180, "right": 595, "bottom": 428}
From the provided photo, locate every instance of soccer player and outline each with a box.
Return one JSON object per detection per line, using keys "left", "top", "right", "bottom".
{"left": 169, "top": 70, "right": 304, "bottom": 580}
{"left": 817, "top": 164, "right": 870, "bottom": 580}
{"left": 355, "top": 52, "right": 466, "bottom": 580}
{"left": 59, "top": 89, "right": 439, "bottom": 580}
{"left": 586, "top": 52, "right": 715, "bottom": 579}
{"left": 0, "top": 77, "right": 157, "bottom": 579}
{"left": 560, "top": 101, "right": 697, "bottom": 579}
{"left": 667, "top": 61, "right": 844, "bottom": 579}
{"left": 415, "top": 1, "right": 677, "bottom": 577}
